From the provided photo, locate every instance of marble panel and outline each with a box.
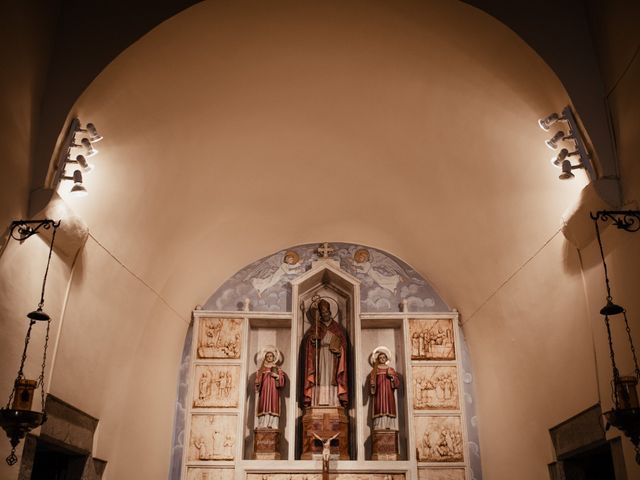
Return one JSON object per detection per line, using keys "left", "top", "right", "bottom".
{"left": 409, "top": 319, "right": 455, "bottom": 360}
{"left": 197, "top": 318, "right": 242, "bottom": 359}
{"left": 188, "top": 414, "right": 237, "bottom": 461}
{"left": 193, "top": 365, "right": 240, "bottom": 408}
{"left": 417, "top": 468, "right": 466, "bottom": 480}
{"left": 187, "top": 468, "right": 234, "bottom": 480}
{"left": 415, "top": 416, "right": 464, "bottom": 463}
{"left": 412, "top": 366, "right": 459, "bottom": 410}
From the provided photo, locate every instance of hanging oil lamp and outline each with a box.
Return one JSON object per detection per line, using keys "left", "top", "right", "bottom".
{"left": 591, "top": 210, "right": 640, "bottom": 464}
{"left": 0, "top": 219, "right": 60, "bottom": 465}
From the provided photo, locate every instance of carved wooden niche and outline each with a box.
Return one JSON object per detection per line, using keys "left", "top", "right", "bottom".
{"left": 290, "top": 258, "right": 361, "bottom": 460}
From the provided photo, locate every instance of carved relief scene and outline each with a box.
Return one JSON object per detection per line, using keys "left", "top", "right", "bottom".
{"left": 189, "top": 415, "right": 237, "bottom": 461}
{"left": 176, "top": 243, "right": 479, "bottom": 480}
{"left": 186, "top": 468, "right": 234, "bottom": 480}
{"left": 415, "top": 416, "right": 464, "bottom": 463}
{"left": 197, "top": 318, "right": 242, "bottom": 359}
{"left": 409, "top": 319, "right": 455, "bottom": 361}
{"left": 412, "top": 366, "right": 459, "bottom": 410}
{"left": 193, "top": 365, "right": 240, "bottom": 408}
{"left": 246, "top": 474, "right": 406, "bottom": 480}
{"left": 417, "top": 468, "right": 466, "bottom": 480}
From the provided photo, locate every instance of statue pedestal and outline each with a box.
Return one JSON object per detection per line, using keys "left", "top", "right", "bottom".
{"left": 301, "top": 406, "right": 350, "bottom": 460}
{"left": 253, "top": 428, "right": 281, "bottom": 460}
{"left": 371, "top": 429, "right": 399, "bottom": 460}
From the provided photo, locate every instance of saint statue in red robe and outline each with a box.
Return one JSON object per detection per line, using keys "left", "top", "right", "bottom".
{"left": 302, "top": 298, "right": 349, "bottom": 408}
{"left": 255, "top": 347, "right": 286, "bottom": 429}
{"left": 369, "top": 347, "right": 400, "bottom": 430}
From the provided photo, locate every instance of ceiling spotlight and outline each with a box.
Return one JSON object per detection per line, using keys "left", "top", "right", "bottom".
{"left": 559, "top": 159, "right": 584, "bottom": 180}
{"left": 538, "top": 112, "right": 565, "bottom": 131}
{"left": 80, "top": 138, "right": 98, "bottom": 158}
{"left": 62, "top": 170, "right": 88, "bottom": 196}
{"left": 85, "top": 123, "right": 103, "bottom": 143}
{"left": 550, "top": 148, "right": 578, "bottom": 167}
{"left": 67, "top": 154, "right": 94, "bottom": 173}
{"left": 545, "top": 130, "right": 572, "bottom": 150}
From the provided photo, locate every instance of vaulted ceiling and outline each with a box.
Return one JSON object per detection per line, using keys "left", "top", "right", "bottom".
{"left": 51, "top": 0, "right": 586, "bottom": 318}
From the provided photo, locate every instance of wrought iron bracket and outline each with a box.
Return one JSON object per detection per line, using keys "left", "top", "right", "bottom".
{"left": 9, "top": 220, "right": 61, "bottom": 242}
{"left": 591, "top": 210, "right": 640, "bottom": 233}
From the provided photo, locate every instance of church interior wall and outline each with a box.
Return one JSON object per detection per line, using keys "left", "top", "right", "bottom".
{"left": 463, "top": 233, "right": 598, "bottom": 479}
{"left": 0, "top": 1, "right": 58, "bottom": 225}
{"left": 578, "top": 1, "right": 640, "bottom": 477}
{"left": 0, "top": 1, "right": 639, "bottom": 479}
{"left": 44, "top": 237, "right": 189, "bottom": 478}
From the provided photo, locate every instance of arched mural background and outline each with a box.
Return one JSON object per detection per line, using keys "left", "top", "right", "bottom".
{"left": 170, "top": 243, "right": 482, "bottom": 479}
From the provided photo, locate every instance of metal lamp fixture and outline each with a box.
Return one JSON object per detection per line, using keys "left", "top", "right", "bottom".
{"left": 559, "top": 159, "right": 584, "bottom": 180}
{"left": 52, "top": 118, "right": 104, "bottom": 196}
{"left": 591, "top": 210, "right": 640, "bottom": 464}
{"left": 545, "top": 130, "right": 572, "bottom": 150}
{"left": 75, "top": 138, "right": 98, "bottom": 158}
{"left": 68, "top": 154, "right": 94, "bottom": 173}
{"left": 538, "top": 106, "right": 595, "bottom": 181}
{"left": 550, "top": 148, "right": 578, "bottom": 167}
{"left": 538, "top": 111, "right": 565, "bottom": 131}
{"left": 62, "top": 170, "right": 88, "bottom": 197}
{"left": 0, "top": 220, "right": 60, "bottom": 466}
{"left": 79, "top": 122, "right": 103, "bottom": 143}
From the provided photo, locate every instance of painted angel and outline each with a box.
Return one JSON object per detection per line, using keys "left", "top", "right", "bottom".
{"left": 352, "top": 248, "right": 406, "bottom": 293}
{"left": 247, "top": 250, "right": 304, "bottom": 296}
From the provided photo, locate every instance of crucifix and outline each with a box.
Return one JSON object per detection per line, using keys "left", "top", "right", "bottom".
{"left": 317, "top": 242, "right": 334, "bottom": 259}
{"left": 312, "top": 432, "right": 339, "bottom": 480}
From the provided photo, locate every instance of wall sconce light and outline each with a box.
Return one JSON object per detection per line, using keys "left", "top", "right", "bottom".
{"left": 0, "top": 219, "right": 60, "bottom": 466}
{"left": 591, "top": 210, "right": 640, "bottom": 464}
{"left": 538, "top": 106, "right": 595, "bottom": 181}
{"left": 74, "top": 138, "right": 98, "bottom": 158}
{"left": 538, "top": 112, "right": 566, "bottom": 131}
{"left": 67, "top": 154, "right": 93, "bottom": 173}
{"left": 550, "top": 148, "right": 578, "bottom": 167}
{"left": 545, "top": 130, "right": 572, "bottom": 150}
{"left": 61, "top": 170, "right": 88, "bottom": 197}
{"left": 52, "top": 118, "right": 104, "bottom": 197}
{"left": 559, "top": 159, "right": 584, "bottom": 180}
{"left": 78, "top": 123, "right": 103, "bottom": 143}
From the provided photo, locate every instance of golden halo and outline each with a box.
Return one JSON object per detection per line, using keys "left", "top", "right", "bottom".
{"left": 284, "top": 250, "right": 300, "bottom": 264}
{"left": 370, "top": 345, "right": 393, "bottom": 366}
{"left": 310, "top": 295, "right": 339, "bottom": 321}
{"left": 256, "top": 345, "right": 282, "bottom": 366}
{"left": 354, "top": 248, "right": 370, "bottom": 263}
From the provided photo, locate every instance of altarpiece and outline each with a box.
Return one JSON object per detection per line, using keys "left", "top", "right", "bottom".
{"left": 177, "top": 243, "right": 479, "bottom": 480}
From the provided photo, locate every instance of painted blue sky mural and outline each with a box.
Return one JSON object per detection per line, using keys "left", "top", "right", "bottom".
{"left": 204, "top": 243, "right": 448, "bottom": 312}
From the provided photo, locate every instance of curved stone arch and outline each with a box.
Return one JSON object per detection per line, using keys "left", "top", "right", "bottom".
{"left": 204, "top": 242, "right": 448, "bottom": 313}
{"left": 30, "top": 0, "right": 615, "bottom": 213}
{"left": 170, "top": 243, "right": 482, "bottom": 479}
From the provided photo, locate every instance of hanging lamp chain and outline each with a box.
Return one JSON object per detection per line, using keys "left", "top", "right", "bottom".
{"left": 37, "top": 224, "right": 58, "bottom": 311}
{"left": 604, "top": 315, "right": 621, "bottom": 406}
{"left": 622, "top": 311, "right": 640, "bottom": 380}
{"left": 4, "top": 221, "right": 59, "bottom": 410}
{"left": 594, "top": 216, "right": 614, "bottom": 301}
{"left": 6, "top": 320, "right": 36, "bottom": 408}
{"left": 592, "top": 211, "right": 640, "bottom": 408}
{"left": 35, "top": 223, "right": 58, "bottom": 410}
{"left": 38, "top": 319, "right": 52, "bottom": 410}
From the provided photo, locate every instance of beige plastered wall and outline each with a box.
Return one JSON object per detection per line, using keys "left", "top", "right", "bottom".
{"left": 0, "top": 1, "right": 638, "bottom": 479}
{"left": 576, "top": 1, "right": 640, "bottom": 476}
{"left": 0, "top": 3, "right": 60, "bottom": 479}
